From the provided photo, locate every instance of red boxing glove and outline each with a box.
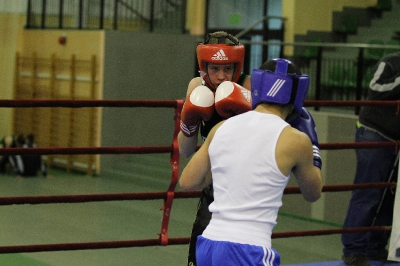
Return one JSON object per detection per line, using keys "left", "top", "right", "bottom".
{"left": 215, "top": 81, "right": 251, "bottom": 118}
{"left": 180, "top": 85, "right": 215, "bottom": 137}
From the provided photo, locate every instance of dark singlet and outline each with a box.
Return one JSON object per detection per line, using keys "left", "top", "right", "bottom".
{"left": 200, "top": 73, "right": 249, "bottom": 139}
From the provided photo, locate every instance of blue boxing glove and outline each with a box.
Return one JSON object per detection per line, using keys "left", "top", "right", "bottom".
{"left": 289, "top": 107, "right": 322, "bottom": 169}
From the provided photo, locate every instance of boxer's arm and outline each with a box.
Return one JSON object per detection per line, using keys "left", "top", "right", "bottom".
{"left": 178, "top": 131, "right": 198, "bottom": 158}
{"left": 290, "top": 131, "right": 323, "bottom": 202}
{"left": 179, "top": 121, "right": 223, "bottom": 191}
{"left": 287, "top": 108, "right": 323, "bottom": 202}
{"left": 178, "top": 77, "right": 214, "bottom": 157}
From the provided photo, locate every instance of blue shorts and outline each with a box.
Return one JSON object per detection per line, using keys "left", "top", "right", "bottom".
{"left": 196, "top": 235, "right": 280, "bottom": 266}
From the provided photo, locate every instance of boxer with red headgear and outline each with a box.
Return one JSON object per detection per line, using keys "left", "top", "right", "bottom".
{"left": 178, "top": 31, "right": 251, "bottom": 266}
{"left": 196, "top": 33, "right": 245, "bottom": 90}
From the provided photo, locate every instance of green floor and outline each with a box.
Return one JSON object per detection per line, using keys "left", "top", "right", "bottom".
{"left": 0, "top": 164, "right": 345, "bottom": 266}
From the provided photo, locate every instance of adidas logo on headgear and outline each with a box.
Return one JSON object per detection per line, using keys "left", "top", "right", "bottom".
{"left": 267, "top": 79, "right": 286, "bottom": 97}
{"left": 211, "top": 49, "right": 228, "bottom": 60}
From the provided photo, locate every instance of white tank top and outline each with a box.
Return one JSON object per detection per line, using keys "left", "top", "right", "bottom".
{"left": 202, "top": 111, "right": 290, "bottom": 247}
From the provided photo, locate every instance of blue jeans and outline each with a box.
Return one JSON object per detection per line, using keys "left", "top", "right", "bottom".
{"left": 342, "top": 126, "right": 398, "bottom": 256}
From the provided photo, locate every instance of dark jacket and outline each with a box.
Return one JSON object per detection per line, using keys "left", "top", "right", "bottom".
{"left": 359, "top": 52, "right": 400, "bottom": 140}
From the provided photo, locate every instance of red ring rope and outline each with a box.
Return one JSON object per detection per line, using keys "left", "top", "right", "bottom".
{"left": 0, "top": 99, "right": 178, "bottom": 108}
{"left": 0, "top": 182, "right": 394, "bottom": 206}
{"left": 305, "top": 100, "right": 400, "bottom": 107}
{"left": 0, "top": 226, "right": 391, "bottom": 254}
{"left": 0, "top": 141, "right": 397, "bottom": 156}
{"left": 0, "top": 146, "right": 173, "bottom": 155}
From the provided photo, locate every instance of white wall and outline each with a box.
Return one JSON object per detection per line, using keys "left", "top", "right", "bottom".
{"left": 0, "top": 0, "right": 27, "bottom": 14}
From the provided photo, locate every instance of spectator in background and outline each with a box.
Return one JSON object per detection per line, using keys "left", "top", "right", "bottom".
{"left": 341, "top": 52, "right": 400, "bottom": 266}
{"left": 10, "top": 134, "right": 47, "bottom": 178}
{"left": 16, "top": 134, "right": 25, "bottom": 147}
{"left": 24, "top": 134, "right": 37, "bottom": 148}
{"left": 0, "top": 135, "right": 17, "bottom": 174}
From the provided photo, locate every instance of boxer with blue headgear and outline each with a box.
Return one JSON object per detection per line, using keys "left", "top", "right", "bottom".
{"left": 251, "top": 58, "right": 309, "bottom": 114}
{"left": 251, "top": 58, "right": 322, "bottom": 169}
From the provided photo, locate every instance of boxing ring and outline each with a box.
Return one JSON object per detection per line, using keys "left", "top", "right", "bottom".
{"left": 0, "top": 99, "right": 399, "bottom": 265}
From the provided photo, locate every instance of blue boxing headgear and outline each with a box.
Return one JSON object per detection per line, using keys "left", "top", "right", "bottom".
{"left": 251, "top": 58, "right": 309, "bottom": 114}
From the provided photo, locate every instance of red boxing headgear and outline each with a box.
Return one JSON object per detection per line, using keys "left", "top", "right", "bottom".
{"left": 197, "top": 32, "right": 245, "bottom": 90}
